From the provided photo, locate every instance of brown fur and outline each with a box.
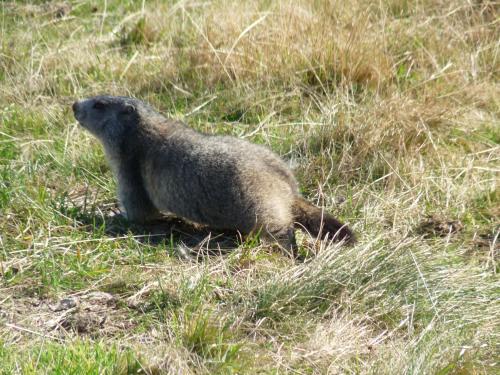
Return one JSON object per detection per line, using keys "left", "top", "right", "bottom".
{"left": 293, "top": 197, "right": 354, "bottom": 243}
{"left": 72, "top": 95, "right": 355, "bottom": 254}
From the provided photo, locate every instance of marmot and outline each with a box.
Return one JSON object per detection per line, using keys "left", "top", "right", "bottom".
{"left": 72, "top": 95, "right": 354, "bottom": 253}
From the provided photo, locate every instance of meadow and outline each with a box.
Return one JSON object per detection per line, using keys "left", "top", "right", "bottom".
{"left": 0, "top": 0, "right": 498, "bottom": 373}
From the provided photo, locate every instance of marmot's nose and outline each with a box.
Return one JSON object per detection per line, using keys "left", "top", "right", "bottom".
{"left": 72, "top": 101, "right": 79, "bottom": 114}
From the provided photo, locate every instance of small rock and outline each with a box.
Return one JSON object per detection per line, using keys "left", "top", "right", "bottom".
{"left": 83, "top": 291, "right": 116, "bottom": 306}
{"left": 53, "top": 297, "right": 78, "bottom": 312}
{"left": 335, "top": 196, "right": 346, "bottom": 205}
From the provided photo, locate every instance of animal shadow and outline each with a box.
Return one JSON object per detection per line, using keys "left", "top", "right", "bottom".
{"left": 70, "top": 208, "right": 241, "bottom": 258}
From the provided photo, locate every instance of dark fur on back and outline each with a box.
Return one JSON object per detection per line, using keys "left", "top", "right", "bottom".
{"left": 72, "top": 95, "right": 355, "bottom": 253}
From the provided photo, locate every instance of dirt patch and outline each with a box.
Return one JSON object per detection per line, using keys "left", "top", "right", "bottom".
{"left": 417, "top": 215, "right": 464, "bottom": 238}
{"left": 467, "top": 231, "right": 499, "bottom": 259}
{"left": 0, "top": 290, "right": 135, "bottom": 342}
{"left": 473, "top": 231, "right": 498, "bottom": 248}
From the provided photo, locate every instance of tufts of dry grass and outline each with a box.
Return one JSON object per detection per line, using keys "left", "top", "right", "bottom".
{"left": 0, "top": 0, "right": 498, "bottom": 373}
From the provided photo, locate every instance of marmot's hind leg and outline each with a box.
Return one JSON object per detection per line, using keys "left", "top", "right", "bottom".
{"left": 263, "top": 226, "right": 298, "bottom": 258}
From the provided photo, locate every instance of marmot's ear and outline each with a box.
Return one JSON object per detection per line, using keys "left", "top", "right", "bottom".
{"left": 123, "top": 104, "right": 136, "bottom": 114}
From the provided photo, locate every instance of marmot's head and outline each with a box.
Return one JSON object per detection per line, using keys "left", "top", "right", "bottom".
{"left": 73, "top": 95, "right": 140, "bottom": 144}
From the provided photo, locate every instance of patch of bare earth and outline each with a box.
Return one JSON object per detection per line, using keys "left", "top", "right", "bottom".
{"left": 0, "top": 290, "right": 134, "bottom": 341}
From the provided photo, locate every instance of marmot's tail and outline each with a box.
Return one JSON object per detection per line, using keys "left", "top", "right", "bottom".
{"left": 292, "top": 197, "right": 355, "bottom": 243}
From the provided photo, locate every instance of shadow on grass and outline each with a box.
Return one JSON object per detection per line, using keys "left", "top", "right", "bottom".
{"left": 68, "top": 207, "right": 241, "bottom": 257}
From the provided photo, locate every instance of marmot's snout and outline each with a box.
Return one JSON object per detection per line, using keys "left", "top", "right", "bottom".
{"left": 72, "top": 101, "right": 86, "bottom": 124}
{"left": 72, "top": 101, "right": 80, "bottom": 114}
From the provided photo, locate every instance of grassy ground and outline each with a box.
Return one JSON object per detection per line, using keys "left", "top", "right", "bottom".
{"left": 0, "top": 0, "right": 498, "bottom": 373}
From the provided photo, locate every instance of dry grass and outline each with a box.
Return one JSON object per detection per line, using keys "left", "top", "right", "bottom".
{"left": 0, "top": 0, "right": 498, "bottom": 373}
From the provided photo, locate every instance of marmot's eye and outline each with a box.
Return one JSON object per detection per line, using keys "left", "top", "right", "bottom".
{"left": 122, "top": 104, "right": 135, "bottom": 114}
{"left": 93, "top": 101, "right": 105, "bottom": 110}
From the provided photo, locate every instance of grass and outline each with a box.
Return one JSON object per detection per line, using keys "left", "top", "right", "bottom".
{"left": 0, "top": 0, "right": 498, "bottom": 373}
